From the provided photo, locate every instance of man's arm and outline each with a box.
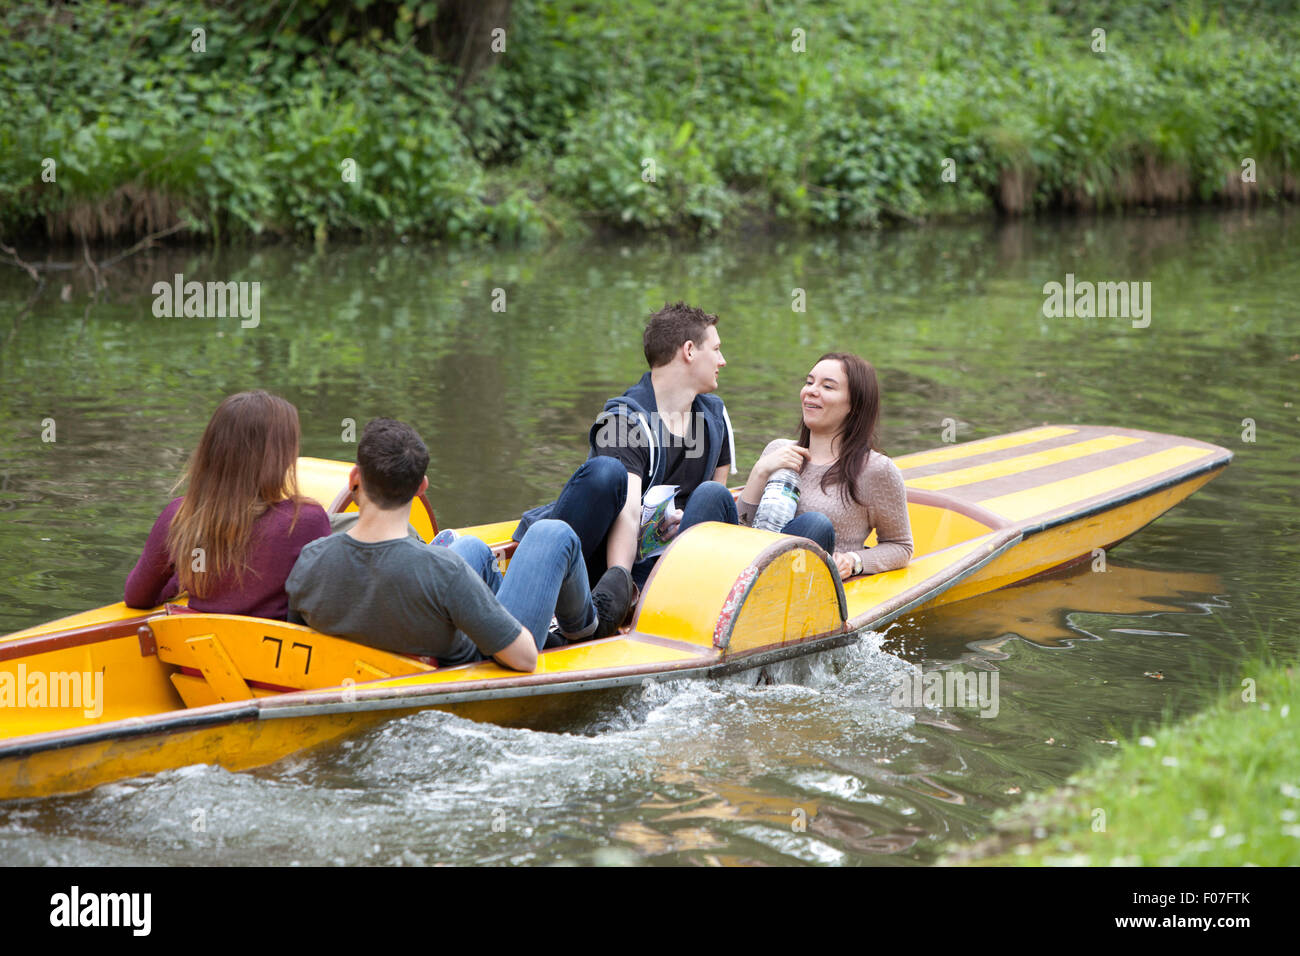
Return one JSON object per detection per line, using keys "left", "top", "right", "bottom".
{"left": 437, "top": 556, "right": 537, "bottom": 671}
{"left": 605, "top": 471, "right": 642, "bottom": 571}
{"left": 492, "top": 627, "right": 538, "bottom": 672}
{"left": 712, "top": 412, "right": 736, "bottom": 485}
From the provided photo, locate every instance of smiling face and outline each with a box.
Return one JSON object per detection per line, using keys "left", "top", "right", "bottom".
{"left": 689, "top": 324, "right": 726, "bottom": 393}
{"left": 801, "top": 358, "right": 851, "bottom": 435}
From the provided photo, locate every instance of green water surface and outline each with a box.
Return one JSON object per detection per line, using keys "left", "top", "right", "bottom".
{"left": 0, "top": 207, "right": 1295, "bottom": 865}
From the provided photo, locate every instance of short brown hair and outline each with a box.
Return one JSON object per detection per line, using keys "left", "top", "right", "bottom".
{"left": 357, "top": 418, "right": 429, "bottom": 509}
{"left": 643, "top": 301, "right": 718, "bottom": 368}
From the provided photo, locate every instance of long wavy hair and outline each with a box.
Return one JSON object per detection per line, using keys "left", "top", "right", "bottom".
{"left": 166, "top": 391, "right": 304, "bottom": 597}
{"left": 797, "top": 352, "right": 881, "bottom": 507}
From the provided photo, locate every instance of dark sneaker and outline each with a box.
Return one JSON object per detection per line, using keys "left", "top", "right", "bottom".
{"left": 590, "top": 566, "right": 634, "bottom": 640}
{"left": 542, "top": 625, "right": 567, "bottom": 649}
{"left": 622, "top": 582, "right": 640, "bottom": 628}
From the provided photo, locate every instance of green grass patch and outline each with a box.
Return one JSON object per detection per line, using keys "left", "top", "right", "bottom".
{"left": 953, "top": 658, "right": 1300, "bottom": 865}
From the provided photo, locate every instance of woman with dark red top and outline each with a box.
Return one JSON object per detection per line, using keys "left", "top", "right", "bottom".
{"left": 125, "top": 390, "right": 331, "bottom": 619}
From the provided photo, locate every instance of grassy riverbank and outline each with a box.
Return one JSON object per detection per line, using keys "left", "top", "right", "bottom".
{"left": 945, "top": 657, "right": 1300, "bottom": 866}
{"left": 2, "top": 0, "right": 1297, "bottom": 246}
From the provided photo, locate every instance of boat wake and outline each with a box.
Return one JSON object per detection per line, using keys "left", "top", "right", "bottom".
{"left": 0, "top": 631, "right": 927, "bottom": 866}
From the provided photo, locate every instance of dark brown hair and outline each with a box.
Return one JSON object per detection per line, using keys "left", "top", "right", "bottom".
{"left": 797, "top": 352, "right": 881, "bottom": 507}
{"left": 643, "top": 301, "right": 719, "bottom": 368}
{"left": 167, "top": 390, "right": 304, "bottom": 597}
{"left": 356, "top": 418, "right": 429, "bottom": 509}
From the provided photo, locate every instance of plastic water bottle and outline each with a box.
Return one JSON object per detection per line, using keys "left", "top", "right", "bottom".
{"left": 753, "top": 468, "right": 800, "bottom": 532}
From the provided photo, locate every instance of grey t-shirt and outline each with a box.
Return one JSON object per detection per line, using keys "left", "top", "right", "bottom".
{"left": 285, "top": 534, "right": 521, "bottom": 666}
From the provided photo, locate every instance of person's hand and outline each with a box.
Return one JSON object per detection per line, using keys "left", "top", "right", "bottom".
{"left": 832, "top": 551, "right": 856, "bottom": 579}
{"left": 754, "top": 444, "right": 811, "bottom": 480}
{"left": 660, "top": 507, "right": 684, "bottom": 540}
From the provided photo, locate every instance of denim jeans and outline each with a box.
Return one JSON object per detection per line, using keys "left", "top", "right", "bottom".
{"left": 544, "top": 456, "right": 629, "bottom": 585}
{"left": 685, "top": 488, "right": 834, "bottom": 553}
{"left": 546, "top": 460, "right": 834, "bottom": 586}
{"left": 676, "top": 480, "right": 739, "bottom": 533}
{"left": 548, "top": 458, "right": 742, "bottom": 587}
{"left": 778, "top": 511, "right": 836, "bottom": 554}
{"left": 449, "top": 520, "right": 596, "bottom": 651}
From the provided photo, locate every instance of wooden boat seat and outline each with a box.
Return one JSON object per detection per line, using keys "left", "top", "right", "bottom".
{"left": 142, "top": 613, "right": 436, "bottom": 708}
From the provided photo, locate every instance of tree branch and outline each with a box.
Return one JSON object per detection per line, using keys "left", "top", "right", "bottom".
{"left": 0, "top": 239, "right": 41, "bottom": 283}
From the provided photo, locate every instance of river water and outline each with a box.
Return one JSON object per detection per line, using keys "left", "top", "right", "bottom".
{"left": 0, "top": 208, "right": 1296, "bottom": 865}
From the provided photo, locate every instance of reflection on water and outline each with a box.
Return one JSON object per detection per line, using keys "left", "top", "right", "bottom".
{"left": 1, "top": 207, "right": 1295, "bottom": 864}
{"left": 890, "top": 561, "right": 1225, "bottom": 651}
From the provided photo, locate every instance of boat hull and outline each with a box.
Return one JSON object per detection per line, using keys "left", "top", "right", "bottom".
{"left": 0, "top": 423, "right": 1232, "bottom": 800}
{"left": 933, "top": 466, "right": 1226, "bottom": 606}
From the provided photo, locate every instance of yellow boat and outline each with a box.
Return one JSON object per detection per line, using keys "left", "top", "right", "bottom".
{"left": 0, "top": 424, "right": 1231, "bottom": 800}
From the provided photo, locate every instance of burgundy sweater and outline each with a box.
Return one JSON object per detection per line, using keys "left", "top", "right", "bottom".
{"left": 124, "top": 497, "right": 331, "bottom": 619}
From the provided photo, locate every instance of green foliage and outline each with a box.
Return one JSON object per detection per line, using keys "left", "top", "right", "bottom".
{"left": 0, "top": 0, "right": 1296, "bottom": 243}
{"left": 477, "top": 0, "right": 1300, "bottom": 229}
{"left": 453, "top": 0, "right": 592, "bottom": 165}
{"left": 0, "top": 1, "right": 543, "bottom": 243}
{"left": 551, "top": 102, "right": 736, "bottom": 234}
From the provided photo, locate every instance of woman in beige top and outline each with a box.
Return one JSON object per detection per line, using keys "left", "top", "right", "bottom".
{"left": 737, "top": 352, "right": 914, "bottom": 580}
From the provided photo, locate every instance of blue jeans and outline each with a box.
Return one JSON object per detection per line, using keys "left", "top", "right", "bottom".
{"left": 450, "top": 520, "right": 596, "bottom": 651}
{"left": 549, "top": 459, "right": 741, "bottom": 587}
{"left": 676, "top": 480, "right": 739, "bottom": 533}
{"left": 547, "top": 456, "right": 629, "bottom": 585}
{"left": 776, "top": 511, "right": 836, "bottom": 554}
{"left": 544, "top": 462, "right": 833, "bottom": 584}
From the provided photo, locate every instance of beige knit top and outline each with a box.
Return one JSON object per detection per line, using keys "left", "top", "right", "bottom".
{"left": 737, "top": 438, "right": 914, "bottom": 576}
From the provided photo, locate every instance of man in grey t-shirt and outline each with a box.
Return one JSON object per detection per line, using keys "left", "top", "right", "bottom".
{"left": 287, "top": 532, "right": 524, "bottom": 666}
{"left": 286, "top": 418, "right": 633, "bottom": 671}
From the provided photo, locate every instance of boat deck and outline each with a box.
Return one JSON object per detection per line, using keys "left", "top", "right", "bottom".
{"left": 893, "top": 424, "right": 1231, "bottom": 533}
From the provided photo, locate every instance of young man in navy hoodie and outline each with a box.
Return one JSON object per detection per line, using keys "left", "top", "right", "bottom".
{"left": 515, "top": 302, "right": 738, "bottom": 588}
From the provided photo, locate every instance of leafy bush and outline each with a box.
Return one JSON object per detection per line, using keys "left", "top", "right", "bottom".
{"left": 1, "top": 0, "right": 1295, "bottom": 244}
{"left": 551, "top": 103, "right": 736, "bottom": 234}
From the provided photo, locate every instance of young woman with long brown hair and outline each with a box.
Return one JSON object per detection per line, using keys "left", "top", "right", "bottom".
{"left": 738, "top": 352, "right": 913, "bottom": 579}
{"left": 125, "top": 390, "right": 331, "bottom": 618}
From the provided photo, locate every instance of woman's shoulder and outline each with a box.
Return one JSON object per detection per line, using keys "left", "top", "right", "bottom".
{"left": 151, "top": 496, "right": 186, "bottom": 526}
{"left": 266, "top": 497, "right": 331, "bottom": 531}
{"left": 268, "top": 496, "right": 328, "bottom": 513}
{"left": 865, "top": 450, "right": 904, "bottom": 476}
{"left": 295, "top": 497, "right": 330, "bottom": 516}
{"left": 854, "top": 450, "right": 906, "bottom": 492}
